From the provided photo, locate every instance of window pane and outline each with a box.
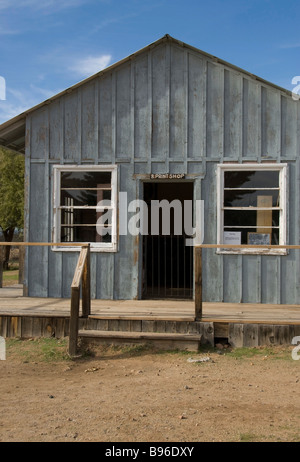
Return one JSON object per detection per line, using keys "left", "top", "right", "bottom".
{"left": 61, "top": 225, "right": 112, "bottom": 243}
{"left": 224, "top": 190, "right": 279, "bottom": 207}
{"left": 61, "top": 171, "right": 111, "bottom": 189}
{"left": 61, "top": 208, "right": 112, "bottom": 226}
{"left": 224, "top": 228, "right": 279, "bottom": 245}
{"left": 224, "top": 210, "right": 279, "bottom": 227}
{"left": 224, "top": 170, "right": 279, "bottom": 189}
{"left": 61, "top": 189, "right": 111, "bottom": 207}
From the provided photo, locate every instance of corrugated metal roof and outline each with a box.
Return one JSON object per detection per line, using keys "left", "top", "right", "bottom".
{"left": 0, "top": 34, "right": 296, "bottom": 155}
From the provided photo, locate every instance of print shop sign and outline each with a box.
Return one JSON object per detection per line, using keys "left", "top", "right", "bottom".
{"left": 98, "top": 193, "right": 204, "bottom": 246}
{"left": 149, "top": 173, "right": 186, "bottom": 179}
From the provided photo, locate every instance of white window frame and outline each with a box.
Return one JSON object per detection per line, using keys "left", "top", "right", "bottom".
{"left": 216, "top": 163, "right": 288, "bottom": 255}
{"left": 52, "top": 164, "right": 118, "bottom": 252}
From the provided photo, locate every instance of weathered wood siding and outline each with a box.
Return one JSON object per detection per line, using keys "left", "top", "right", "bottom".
{"left": 25, "top": 39, "right": 300, "bottom": 303}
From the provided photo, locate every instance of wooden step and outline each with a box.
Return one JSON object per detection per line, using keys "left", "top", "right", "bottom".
{"left": 78, "top": 329, "right": 201, "bottom": 351}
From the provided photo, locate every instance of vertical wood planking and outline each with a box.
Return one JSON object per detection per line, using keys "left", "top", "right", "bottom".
{"left": 113, "top": 163, "right": 137, "bottom": 299}
{"left": 242, "top": 78, "right": 260, "bottom": 159}
{"left": 151, "top": 44, "right": 169, "bottom": 159}
{"left": 99, "top": 74, "right": 113, "bottom": 161}
{"left": 206, "top": 62, "right": 224, "bottom": 158}
{"left": 281, "top": 96, "right": 298, "bottom": 159}
{"left": 81, "top": 82, "right": 98, "bottom": 161}
{"left": 30, "top": 109, "right": 47, "bottom": 160}
{"left": 261, "top": 87, "right": 281, "bottom": 160}
{"left": 169, "top": 46, "right": 187, "bottom": 159}
{"left": 96, "top": 253, "right": 114, "bottom": 299}
{"left": 116, "top": 64, "right": 132, "bottom": 159}
{"left": 23, "top": 118, "right": 31, "bottom": 296}
{"left": 202, "top": 163, "right": 223, "bottom": 301}
{"left": 134, "top": 54, "right": 150, "bottom": 159}
{"left": 49, "top": 100, "right": 62, "bottom": 160}
{"left": 188, "top": 53, "right": 206, "bottom": 159}
{"left": 242, "top": 256, "right": 261, "bottom": 303}
{"left": 223, "top": 255, "right": 242, "bottom": 303}
{"left": 64, "top": 91, "right": 80, "bottom": 161}
{"left": 224, "top": 69, "right": 242, "bottom": 159}
{"left": 62, "top": 252, "right": 79, "bottom": 298}
{"left": 261, "top": 256, "right": 280, "bottom": 304}
{"left": 28, "top": 149, "right": 48, "bottom": 296}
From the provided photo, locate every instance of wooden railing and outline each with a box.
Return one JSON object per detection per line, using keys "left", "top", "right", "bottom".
{"left": 1, "top": 242, "right": 300, "bottom": 353}
{"left": 194, "top": 243, "right": 300, "bottom": 321}
{"left": 0, "top": 242, "right": 90, "bottom": 357}
{"left": 69, "top": 244, "right": 90, "bottom": 356}
{"left": 0, "top": 245, "right": 3, "bottom": 289}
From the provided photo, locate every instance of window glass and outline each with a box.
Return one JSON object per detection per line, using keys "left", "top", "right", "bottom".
{"left": 224, "top": 171, "right": 279, "bottom": 189}
{"left": 54, "top": 167, "right": 116, "bottom": 249}
{"left": 218, "top": 165, "right": 286, "bottom": 251}
{"left": 224, "top": 190, "right": 279, "bottom": 208}
{"left": 61, "top": 171, "right": 111, "bottom": 188}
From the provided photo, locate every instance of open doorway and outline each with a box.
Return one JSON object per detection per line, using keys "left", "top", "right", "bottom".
{"left": 142, "top": 182, "right": 193, "bottom": 299}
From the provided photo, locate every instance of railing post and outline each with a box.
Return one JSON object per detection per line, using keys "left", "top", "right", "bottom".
{"left": 69, "top": 286, "right": 80, "bottom": 357}
{"left": 18, "top": 245, "right": 25, "bottom": 284}
{"left": 82, "top": 243, "right": 91, "bottom": 318}
{"left": 0, "top": 245, "right": 3, "bottom": 288}
{"left": 194, "top": 246, "right": 202, "bottom": 320}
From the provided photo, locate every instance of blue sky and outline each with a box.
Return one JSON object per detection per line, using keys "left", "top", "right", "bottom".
{"left": 0, "top": 0, "right": 300, "bottom": 124}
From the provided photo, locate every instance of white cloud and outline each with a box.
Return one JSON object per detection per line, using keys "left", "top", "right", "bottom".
{"left": 0, "top": 99, "right": 29, "bottom": 123}
{"left": 0, "top": 26, "right": 19, "bottom": 35}
{"left": 279, "top": 42, "right": 300, "bottom": 50}
{"left": 0, "top": 85, "right": 61, "bottom": 124}
{"left": 69, "top": 54, "right": 113, "bottom": 78}
{"left": 29, "top": 84, "right": 60, "bottom": 100}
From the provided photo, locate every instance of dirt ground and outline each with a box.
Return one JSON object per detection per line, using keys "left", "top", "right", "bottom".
{"left": 1, "top": 340, "right": 300, "bottom": 443}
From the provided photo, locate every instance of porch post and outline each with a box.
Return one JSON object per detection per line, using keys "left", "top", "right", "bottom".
{"left": 194, "top": 245, "right": 202, "bottom": 320}
{"left": 82, "top": 243, "right": 91, "bottom": 317}
{"left": 0, "top": 245, "right": 3, "bottom": 288}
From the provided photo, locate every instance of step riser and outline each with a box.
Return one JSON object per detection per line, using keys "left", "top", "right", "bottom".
{"left": 80, "top": 336, "right": 200, "bottom": 352}
{"left": 80, "top": 318, "right": 212, "bottom": 336}
{"left": 79, "top": 318, "right": 214, "bottom": 347}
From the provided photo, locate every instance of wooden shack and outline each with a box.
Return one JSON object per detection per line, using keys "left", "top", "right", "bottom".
{"left": 0, "top": 35, "right": 299, "bottom": 305}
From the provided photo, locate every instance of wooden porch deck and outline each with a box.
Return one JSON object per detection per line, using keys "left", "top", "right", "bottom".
{"left": 1, "top": 285, "right": 300, "bottom": 349}
{"left": 1, "top": 285, "right": 300, "bottom": 325}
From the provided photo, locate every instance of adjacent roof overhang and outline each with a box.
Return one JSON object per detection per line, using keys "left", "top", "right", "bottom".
{"left": 0, "top": 34, "right": 296, "bottom": 156}
{"left": 0, "top": 116, "right": 26, "bottom": 154}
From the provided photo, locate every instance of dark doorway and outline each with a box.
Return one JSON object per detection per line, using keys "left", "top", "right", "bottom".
{"left": 142, "top": 182, "right": 193, "bottom": 299}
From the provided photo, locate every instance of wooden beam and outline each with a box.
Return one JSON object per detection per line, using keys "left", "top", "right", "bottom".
{"left": 18, "top": 245, "right": 25, "bottom": 284}
{"left": 71, "top": 245, "right": 89, "bottom": 288}
{"left": 69, "top": 286, "right": 80, "bottom": 357}
{"left": 82, "top": 243, "right": 91, "bottom": 317}
{"left": 69, "top": 244, "right": 91, "bottom": 355}
{"left": 0, "top": 242, "right": 300, "bottom": 250}
{"left": 0, "top": 246, "right": 3, "bottom": 288}
{"left": 194, "top": 246, "right": 202, "bottom": 320}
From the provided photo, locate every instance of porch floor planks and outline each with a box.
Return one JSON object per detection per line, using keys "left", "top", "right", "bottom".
{"left": 1, "top": 287, "right": 300, "bottom": 324}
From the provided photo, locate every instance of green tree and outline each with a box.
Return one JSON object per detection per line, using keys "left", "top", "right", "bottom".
{"left": 0, "top": 147, "right": 24, "bottom": 269}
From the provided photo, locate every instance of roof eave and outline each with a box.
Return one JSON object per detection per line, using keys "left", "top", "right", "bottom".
{"left": 0, "top": 34, "right": 297, "bottom": 154}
